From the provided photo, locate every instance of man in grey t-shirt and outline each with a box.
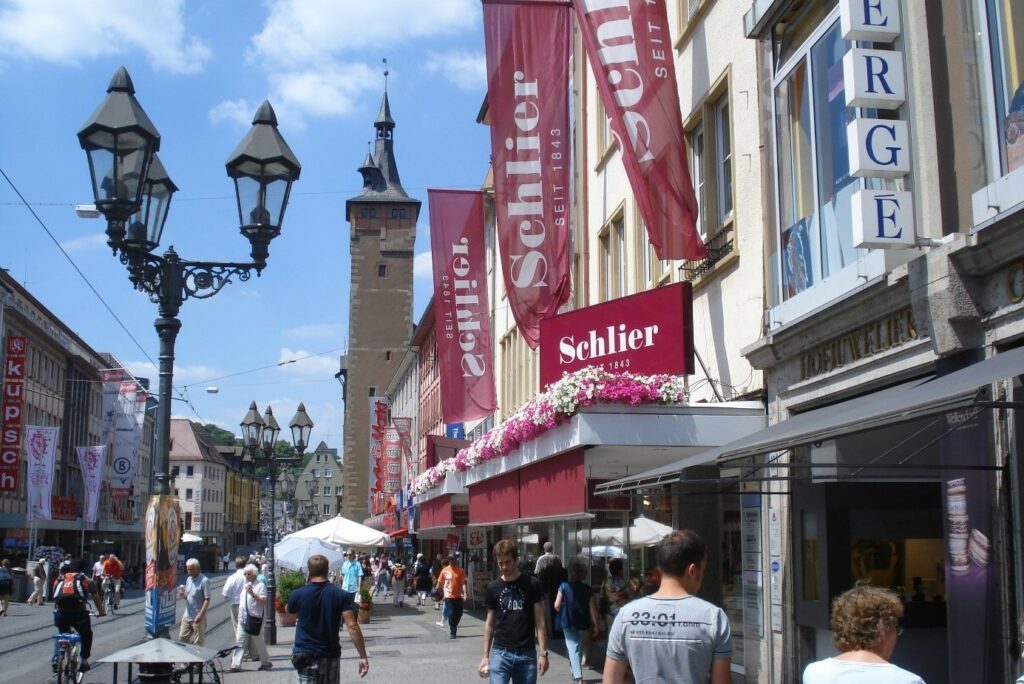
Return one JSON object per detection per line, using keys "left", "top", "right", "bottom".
{"left": 178, "top": 558, "right": 210, "bottom": 646}
{"left": 603, "top": 530, "right": 731, "bottom": 684}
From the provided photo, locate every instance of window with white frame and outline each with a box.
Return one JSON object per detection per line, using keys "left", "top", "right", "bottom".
{"left": 772, "top": 1, "right": 877, "bottom": 302}
{"left": 323, "top": 486, "right": 330, "bottom": 496}
{"left": 323, "top": 468, "right": 332, "bottom": 478}
{"left": 964, "top": 0, "right": 1024, "bottom": 217}
{"left": 323, "top": 503, "right": 331, "bottom": 515}
{"left": 686, "top": 88, "right": 734, "bottom": 245}
{"left": 599, "top": 212, "right": 627, "bottom": 301}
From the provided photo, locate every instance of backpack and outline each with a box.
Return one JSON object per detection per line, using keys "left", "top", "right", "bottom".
{"left": 54, "top": 572, "right": 89, "bottom": 608}
{"left": 0, "top": 568, "right": 12, "bottom": 594}
{"left": 557, "top": 581, "right": 592, "bottom": 631}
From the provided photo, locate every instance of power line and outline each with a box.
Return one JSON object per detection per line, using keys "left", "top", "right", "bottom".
{"left": 0, "top": 165, "right": 202, "bottom": 421}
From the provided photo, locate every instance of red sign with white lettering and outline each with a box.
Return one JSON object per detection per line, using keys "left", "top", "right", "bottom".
{"left": 1, "top": 336, "right": 27, "bottom": 493}
{"left": 539, "top": 283, "right": 693, "bottom": 388}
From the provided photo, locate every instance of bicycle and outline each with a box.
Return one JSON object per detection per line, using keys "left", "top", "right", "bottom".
{"left": 169, "top": 647, "right": 234, "bottom": 684}
{"left": 52, "top": 631, "right": 84, "bottom": 684}
{"left": 101, "top": 576, "right": 117, "bottom": 615}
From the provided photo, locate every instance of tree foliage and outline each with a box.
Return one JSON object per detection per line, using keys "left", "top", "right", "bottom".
{"left": 195, "top": 422, "right": 239, "bottom": 446}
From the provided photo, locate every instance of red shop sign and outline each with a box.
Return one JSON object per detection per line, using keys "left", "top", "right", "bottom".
{"left": 539, "top": 283, "right": 694, "bottom": 388}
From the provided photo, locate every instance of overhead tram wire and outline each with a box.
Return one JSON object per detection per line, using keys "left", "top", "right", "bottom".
{"left": 182, "top": 345, "right": 347, "bottom": 392}
{"left": 1, "top": 165, "right": 203, "bottom": 421}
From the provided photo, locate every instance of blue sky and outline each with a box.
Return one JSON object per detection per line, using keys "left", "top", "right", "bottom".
{"left": 0, "top": 0, "right": 491, "bottom": 448}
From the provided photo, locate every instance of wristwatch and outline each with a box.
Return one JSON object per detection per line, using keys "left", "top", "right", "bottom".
{"left": 539, "top": 651, "right": 549, "bottom": 658}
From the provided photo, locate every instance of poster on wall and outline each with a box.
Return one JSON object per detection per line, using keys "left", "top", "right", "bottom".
{"left": 940, "top": 402, "right": 1003, "bottom": 683}
{"left": 144, "top": 494, "right": 180, "bottom": 637}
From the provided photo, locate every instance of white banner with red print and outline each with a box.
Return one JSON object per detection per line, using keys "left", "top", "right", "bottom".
{"left": 76, "top": 445, "right": 106, "bottom": 523}
{"left": 25, "top": 425, "right": 58, "bottom": 520}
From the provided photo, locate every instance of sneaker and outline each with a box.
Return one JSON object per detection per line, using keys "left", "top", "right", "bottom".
{"left": 449, "top": 633, "right": 457, "bottom": 639}
{"left": 228, "top": 666, "right": 243, "bottom": 672}
{"left": 79, "top": 659, "right": 91, "bottom": 673}
{"left": 258, "top": 663, "right": 273, "bottom": 671}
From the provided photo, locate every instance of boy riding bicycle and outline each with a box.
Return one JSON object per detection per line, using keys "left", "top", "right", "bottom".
{"left": 52, "top": 558, "right": 105, "bottom": 673}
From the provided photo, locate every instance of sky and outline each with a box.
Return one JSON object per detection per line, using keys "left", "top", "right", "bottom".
{"left": 0, "top": 0, "right": 491, "bottom": 450}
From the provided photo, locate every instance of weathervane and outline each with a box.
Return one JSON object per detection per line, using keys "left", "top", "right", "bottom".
{"left": 383, "top": 57, "right": 389, "bottom": 91}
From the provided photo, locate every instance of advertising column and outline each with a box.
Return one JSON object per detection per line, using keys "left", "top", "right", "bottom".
{"left": 144, "top": 494, "right": 180, "bottom": 637}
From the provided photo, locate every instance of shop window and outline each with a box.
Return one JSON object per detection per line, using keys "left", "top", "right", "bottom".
{"left": 966, "top": 0, "right": 1024, "bottom": 221}
{"left": 772, "top": 4, "right": 884, "bottom": 305}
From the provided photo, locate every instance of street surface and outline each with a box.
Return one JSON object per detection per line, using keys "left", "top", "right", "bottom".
{"left": 0, "top": 572, "right": 600, "bottom": 683}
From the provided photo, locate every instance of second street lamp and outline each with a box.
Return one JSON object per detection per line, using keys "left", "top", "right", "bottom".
{"left": 240, "top": 402, "right": 313, "bottom": 645}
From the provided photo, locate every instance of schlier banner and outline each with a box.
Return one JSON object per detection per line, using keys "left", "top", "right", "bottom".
{"left": 428, "top": 189, "right": 498, "bottom": 423}
{"left": 483, "top": 0, "right": 572, "bottom": 349}
{"left": 576, "top": 0, "right": 707, "bottom": 261}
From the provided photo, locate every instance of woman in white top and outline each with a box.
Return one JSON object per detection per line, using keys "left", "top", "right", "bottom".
{"left": 803, "top": 585, "right": 925, "bottom": 684}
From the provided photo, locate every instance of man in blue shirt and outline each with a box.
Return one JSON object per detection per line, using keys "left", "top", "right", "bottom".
{"left": 288, "top": 554, "right": 369, "bottom": 682}
{"left": 341, "top": 551, "right": 363, "bottom": 594}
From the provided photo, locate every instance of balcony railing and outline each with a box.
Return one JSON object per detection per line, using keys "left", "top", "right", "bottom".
{"left": 680, "top": 226, "right": 735, "bottom": 282}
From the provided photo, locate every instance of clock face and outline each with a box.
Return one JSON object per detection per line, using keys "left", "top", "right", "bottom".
{"left": 1007, "top": 262, "right": 1024, "bottom": 304}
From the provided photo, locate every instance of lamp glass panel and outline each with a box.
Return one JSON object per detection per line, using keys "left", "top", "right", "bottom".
{"left": 264, "top": 177, "right": 288, "bottom": 226}
{"left": 234, "top": 175, "right": 264, "bottom": 225}
{"left": 87, "top": 148, "right": 115, "bottom": 200}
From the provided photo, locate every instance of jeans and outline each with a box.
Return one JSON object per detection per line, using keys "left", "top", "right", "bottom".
{"left": 488, "top": 647, "right": 538, "bottom": 684}
{"left": 446, "top": 598, "right": 463, "bottom": 635}
{"left": 562, "top": 627, "right": 584, "bottom": 678}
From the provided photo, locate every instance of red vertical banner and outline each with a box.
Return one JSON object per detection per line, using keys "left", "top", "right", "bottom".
{"left": 576, "top": 0, "right": 706, "bottom": 261}
{"left": 483, "top": 0, "right": 572, "bottom": 349}
{"left": 428, "top": 189, "right": 498, "bottom": 422}
{"left": 1, "top": 335, "right": 27, "bottom": 493}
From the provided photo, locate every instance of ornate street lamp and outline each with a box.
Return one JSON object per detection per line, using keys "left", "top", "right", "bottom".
{"left": 77, "top": 67, "right": 300, "bottom": 642}
{"left": 240, "top": 402, "right": 313, "bottom": 645}
{"left": 304, "top": 471, "right": 322, "bottom": 525}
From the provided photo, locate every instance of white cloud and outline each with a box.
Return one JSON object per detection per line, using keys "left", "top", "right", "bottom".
{"left": 268, "top": 62, "right": 378, "bottom": 118}
{"left": 123, "top": 360, "right": 221, "bottom": 385}
{"left": 277, "top": 348, "right": 339, "bottom": 378}
{"left": 285, "top": 323, "right": 344, "bottom": 340}
{"left": 240, "top": 0, "right": 480, "bottom": 121}
{"left": 250, "top": 0, "right": 479, "bottom": 69}
{"left": 208, "top": 99, "right": 255, "bottom": 127}
{"left": 60, "top": 233, "right": 107, "bottom": 252}
{"left": 414, "top": 250, "right": 433, "bottom": 282}
{"left": 0, "top": 0, "right": 211, "bottom": 73}
{"left": 424, "top": 51, "right": 486, "bottom": 92}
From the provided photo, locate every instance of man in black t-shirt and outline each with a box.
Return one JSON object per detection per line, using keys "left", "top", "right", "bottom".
{"left": 287, "top": 554, "right": 369, "bottom": 682}
{"left": 480, "top": 539, "right": 549, "bottom": 683}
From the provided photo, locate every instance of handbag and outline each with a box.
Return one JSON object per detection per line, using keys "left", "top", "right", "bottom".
{"left": 242, "top": 609, "right": 263, "bottom": 636}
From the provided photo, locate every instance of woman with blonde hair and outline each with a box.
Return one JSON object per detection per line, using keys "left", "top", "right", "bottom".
{"left": 803, "top": 585, "right": 924, "bottom": 683}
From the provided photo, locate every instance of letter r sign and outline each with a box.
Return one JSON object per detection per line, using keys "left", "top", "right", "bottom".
{"left": 852, "top": 189, "right": 915, "bottom": 249}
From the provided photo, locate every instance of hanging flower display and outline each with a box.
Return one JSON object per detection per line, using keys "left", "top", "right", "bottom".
{"left": 412, "top": 368, "right": 686, "bottom": 495}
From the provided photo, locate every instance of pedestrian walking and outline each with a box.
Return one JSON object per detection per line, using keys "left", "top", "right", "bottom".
{"left": 177, "top": 558, "right": 211, "bottom": 646}
{"left": 28, "top": 559, "right": 46, "bottom": 605}
{"left": 603, "top": 529, "right": 731, "bottom": 684}
{"left": 600, "top": 558, "right": 633, "bottom": 630}
{"left": 479, "top": 539, "right": 549, "bottom": 683}
{"left": 221, "top": 553, "right": 230, "bottom": 572}
{"left": 392, "top": 563, "right": 407, "bottom": 607}
{"left": 91, "top": 555, "right": 106, "bottom": 582}
{"left": 0, "top": 559, "right": 12, "bottom": 616}
{"left": 436, "top": 554, "right": 467, "bottom": 639}
{"left": 287, "top": 553, "right": 369, "bottom": 682}
{"left": 414, "top": 553, "right": 432, "bottom": 606}
{"left": 221, "top": 556, "right": 253, "bottom": 660}
{"left": 229, "top": 564, "right": 273, "bottom": 672}
{"left": 555, "top": 560, "right": 601, "bottom": 684}
{"left": 341, "top": 551, "right": 363, "bottom": 594}
{"left": 373, "top": 560, "right": 390, "bottom": 598}
{"left": 802, "top": 585, "right": 924, "bottom": 684}
{"left": 534, "top": 542, "right": 560, "bottom": 575}
{"left": 435, "top": 558, "right": 451, "bottom": 627}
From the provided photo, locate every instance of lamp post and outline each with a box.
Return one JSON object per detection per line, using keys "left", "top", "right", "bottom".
{"left": 280, "top": 472, "right": 297, "bottom": 534}
{"left": 77, "top": 67, "right": 300, "bottom": 642}
{"left": 240, "top": 402, "right": 313, "bottom": 645}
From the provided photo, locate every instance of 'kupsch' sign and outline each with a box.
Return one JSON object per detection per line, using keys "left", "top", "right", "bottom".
{"left": 539, "top": 282, "right": 694, "bottom": 387}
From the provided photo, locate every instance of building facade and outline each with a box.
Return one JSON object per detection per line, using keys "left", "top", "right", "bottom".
{"left": 0, "top": 271, "right": 153, "bottom": 568}
{"left": 340, "top": 90, "right": 420, "bottom": 525}
{"left": 170, "top": 419, "right": 226, "bottom": 564}
{"left": 295, "top": 441, "right": 342, "bottom": 527}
